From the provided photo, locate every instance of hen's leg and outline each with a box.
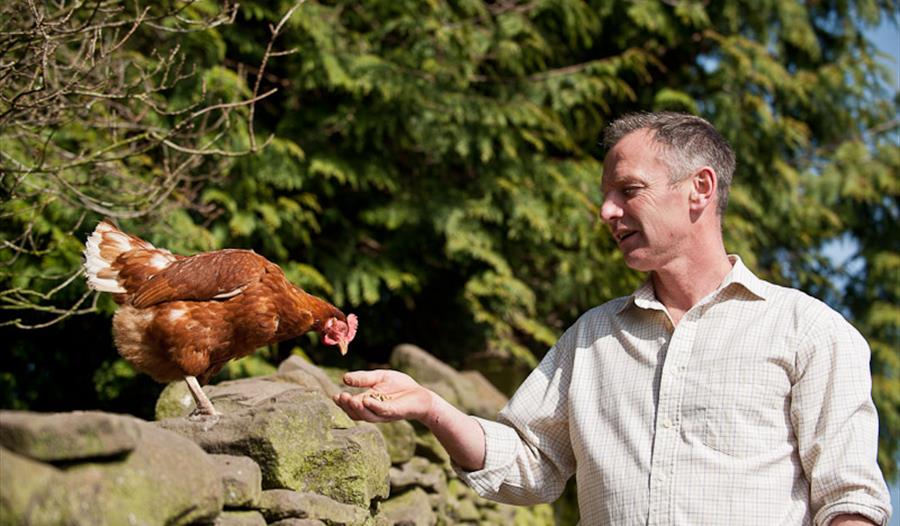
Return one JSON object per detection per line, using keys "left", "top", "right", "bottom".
{"left": 184, "top": 375, "right": 220, "bottom": 416}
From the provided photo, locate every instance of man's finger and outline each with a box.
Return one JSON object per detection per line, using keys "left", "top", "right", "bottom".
{"left": 362, "top": 393, "right": 397, "bottom": 418}
{"left": 349, "top": 391, "right": 392, "bottom": 422}
{"left": 333, "top": 392, "right": 361, "bottom": 419}
{"left": 342, "top": 370, "right": 387, "bottom": 388}
{"left": 337, "top": 392, "right": 379, "bottom": 422}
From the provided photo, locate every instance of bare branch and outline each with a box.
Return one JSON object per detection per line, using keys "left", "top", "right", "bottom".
{"left": 248, "top": 1, "right": 303, "bottom": 150}
{"left": 0, "top": 289, "right": 99, "bottom": 329}
{"left": 0, "top": 0, "right": 299, "bottom": 329}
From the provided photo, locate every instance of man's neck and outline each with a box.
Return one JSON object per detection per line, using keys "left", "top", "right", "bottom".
{"left": 650, "top": 247, "right": 733, "bottom": 326}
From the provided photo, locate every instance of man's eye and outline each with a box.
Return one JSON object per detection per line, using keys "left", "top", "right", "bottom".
{"left": 622, "top": 187, "right": 638, "bottom": 196}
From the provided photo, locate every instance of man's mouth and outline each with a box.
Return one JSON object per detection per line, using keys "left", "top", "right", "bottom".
{"left": 615, "top": 230, "right": 637, "bottom": 243}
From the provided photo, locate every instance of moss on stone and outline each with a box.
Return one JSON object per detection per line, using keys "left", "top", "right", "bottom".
{"left": 0, "top": 411, "right": 141, "bottom": 461}
{"left": 375, "top": 420, "right": 416, "bottom": 465}
{"left": 259, "top": 489, "right": 370, "bottom": 525}
{"left": 413, "top": 431, "right": 450, "bottom": 468}
{"left": 282, "top": 425, "right": 390, "bottom": 507}
{"left": 377, "top": 487, "right": 435, "bottom": 526}
{"left": 0, "top": 447, "right": 62, "bottom": 524}
{"left": 1, "top": 419, "right": 223, "bottom": 526}
{"left": 513, "top": 503, "right": 555, "bottom": 525}
{"left": 211, "top": 454, "right": 263, "bottom": 508}
{"left": 57, "top": 422, "right": 223, "bottom": 525}
{"left": 155, "top": 382, "right": 195, "bottom": 420}
{"left": 213, "top": 510, "right": 268, "bottom": 526}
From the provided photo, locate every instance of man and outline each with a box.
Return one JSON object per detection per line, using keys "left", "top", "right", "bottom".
{"left": 334, "top": 112, "right": 892, "bottom": 525}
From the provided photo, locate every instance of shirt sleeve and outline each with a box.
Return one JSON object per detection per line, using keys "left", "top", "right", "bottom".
{"left": 453, "top": 339, "right": 577, "bottom": 505}
{"left": 789, "top": 303, "right": 892, "bottom": 526}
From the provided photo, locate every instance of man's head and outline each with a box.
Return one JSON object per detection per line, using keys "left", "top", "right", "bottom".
{"left": 603, "top": 112, "right": 735, "bottom": 216}
{"left": 600, "top": 112, "right": 734, "bottom": 272}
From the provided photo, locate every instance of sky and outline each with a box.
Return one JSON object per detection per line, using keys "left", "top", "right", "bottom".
{"left": 871, "top": 14, "right": 900, "bottom": 94}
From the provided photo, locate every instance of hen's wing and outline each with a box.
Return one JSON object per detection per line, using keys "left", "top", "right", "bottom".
{"left": 131, "top": 249, "right": 271, "bottom": 308}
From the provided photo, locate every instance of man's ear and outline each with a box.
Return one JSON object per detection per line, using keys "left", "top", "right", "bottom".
{"left": 689, "top": 166, "right": 717, "bottom": 214}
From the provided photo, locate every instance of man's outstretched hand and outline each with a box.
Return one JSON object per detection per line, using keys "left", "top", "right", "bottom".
{"left": 333, "top": 369, "right": 487, "bottom": 471}
{"left": 333, "top": 369, "right": 436, "bottom": 425}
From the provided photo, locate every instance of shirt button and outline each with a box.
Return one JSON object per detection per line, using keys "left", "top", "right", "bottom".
{"left": 662, "top": 418, "right": 673, "bottom": 429}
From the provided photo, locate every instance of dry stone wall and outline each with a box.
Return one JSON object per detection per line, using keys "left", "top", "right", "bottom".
{"left": 0, "top": 345, "right": 554, "bottom": 525}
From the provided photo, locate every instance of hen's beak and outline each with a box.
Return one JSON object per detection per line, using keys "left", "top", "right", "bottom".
{"left": 339, "top": 340, "right": 349, "bottom": 356}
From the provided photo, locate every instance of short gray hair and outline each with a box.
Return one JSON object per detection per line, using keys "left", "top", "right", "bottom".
{"left": 603, "top": 112, "right": 735, "bottom": 215}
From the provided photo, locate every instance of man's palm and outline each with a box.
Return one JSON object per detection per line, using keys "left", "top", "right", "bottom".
{"left": 335, "top": 369, "right": 434, "bottom": 423}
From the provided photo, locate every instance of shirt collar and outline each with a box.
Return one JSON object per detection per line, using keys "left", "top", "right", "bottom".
{"left": 719, "top": 255, "right": 769, "bottom": 301}
{"left": 617, "top": 254, "right": 769, "bottom": 314}
{"left": 626, "top": 279, "right": 662, "bottom": 313}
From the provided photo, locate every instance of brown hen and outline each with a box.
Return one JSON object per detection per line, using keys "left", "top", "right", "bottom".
{"left": 82, "top": 221, "right": 357, "bottom": 417}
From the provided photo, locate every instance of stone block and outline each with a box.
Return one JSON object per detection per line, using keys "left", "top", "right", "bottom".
{"left": 0, "top": 410, "right": 140, "bottom": 461}
{"left": 377, "top": 487, "right": 435, "bottom": 526}
{"left": 0, "top": 415, "right": 223, "bottom": 525}
{"left": 259, "top": 489, "right": 370, "bottom": 525}
{"left": 211, "top": 454, "right": 262, "bottom": 508}
{"left": 158, "top": 380, "right": 389, "bottom": 507}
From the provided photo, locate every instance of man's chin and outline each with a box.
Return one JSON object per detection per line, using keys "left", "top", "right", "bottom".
{"left": 621, "top": 251, "right": 655, "bottom": 273}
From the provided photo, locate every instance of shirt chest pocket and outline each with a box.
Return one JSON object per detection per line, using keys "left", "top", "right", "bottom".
{"left": 681, "top": 378, "right": 792, "bottom": 458}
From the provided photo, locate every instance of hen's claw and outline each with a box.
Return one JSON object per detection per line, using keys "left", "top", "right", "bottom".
{"left": 187, "top": 410, "right": 220, "bottom": 431}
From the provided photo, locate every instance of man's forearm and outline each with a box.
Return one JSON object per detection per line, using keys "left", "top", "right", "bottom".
{"left": 420, "top": 390, "right": 486, "bottom": 471}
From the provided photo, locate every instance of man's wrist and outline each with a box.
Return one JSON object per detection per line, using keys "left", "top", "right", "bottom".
{"left": 419, "top": 389, "right": 445, "bottom": 430}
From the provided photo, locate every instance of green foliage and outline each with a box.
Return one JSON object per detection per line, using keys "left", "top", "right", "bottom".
{"left": 1, "top": 0, "right": 897, "bottom": 484}
{"left": 214, "top": 355, "right": 279, "bottom": 381}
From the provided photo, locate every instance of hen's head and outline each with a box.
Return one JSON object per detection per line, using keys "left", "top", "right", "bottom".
{"left": 323, "top": 314, "right": 358, "bottom": 355}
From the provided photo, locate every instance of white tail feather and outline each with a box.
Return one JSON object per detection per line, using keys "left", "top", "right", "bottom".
{"left": 84, "top": 224, "right": 127, "bottom": 293}
{"left": 82, "top": 221, "right": 171, "bottom": 293}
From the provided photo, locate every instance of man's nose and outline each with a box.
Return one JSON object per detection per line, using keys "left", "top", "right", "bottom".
{"left": 599, "top": 195, "right": 622, "bottom": 224}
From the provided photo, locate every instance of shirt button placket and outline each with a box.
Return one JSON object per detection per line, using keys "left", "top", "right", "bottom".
{"left": 648, "top": 314, "right": 696, "bottom": 526}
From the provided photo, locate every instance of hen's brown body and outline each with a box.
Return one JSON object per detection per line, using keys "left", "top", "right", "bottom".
{"left": 83, "top": 221, "right": 357, "bottom": 416}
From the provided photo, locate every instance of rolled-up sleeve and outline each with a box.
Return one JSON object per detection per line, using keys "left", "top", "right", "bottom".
{"left": 790, "top": 306, "right": 892, "bottom": 525}
{"left": 453, "top": 342, "right": 576, "bottom": 505}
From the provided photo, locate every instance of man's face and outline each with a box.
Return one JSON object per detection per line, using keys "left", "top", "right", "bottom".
{"left": 600, "top": 129, "right": 694, "bottom": 272}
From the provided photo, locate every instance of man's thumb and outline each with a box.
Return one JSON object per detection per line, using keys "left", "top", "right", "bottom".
{"left": 342, "top": 370, "right": 384, "bottom": 387}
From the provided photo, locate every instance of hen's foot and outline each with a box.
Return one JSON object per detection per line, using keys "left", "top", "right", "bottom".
{"left": 187, "top": 410, "right": 220, "bottom": 430}
{"left": 184, "top": 375, "right": 220, "bottom": 426}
